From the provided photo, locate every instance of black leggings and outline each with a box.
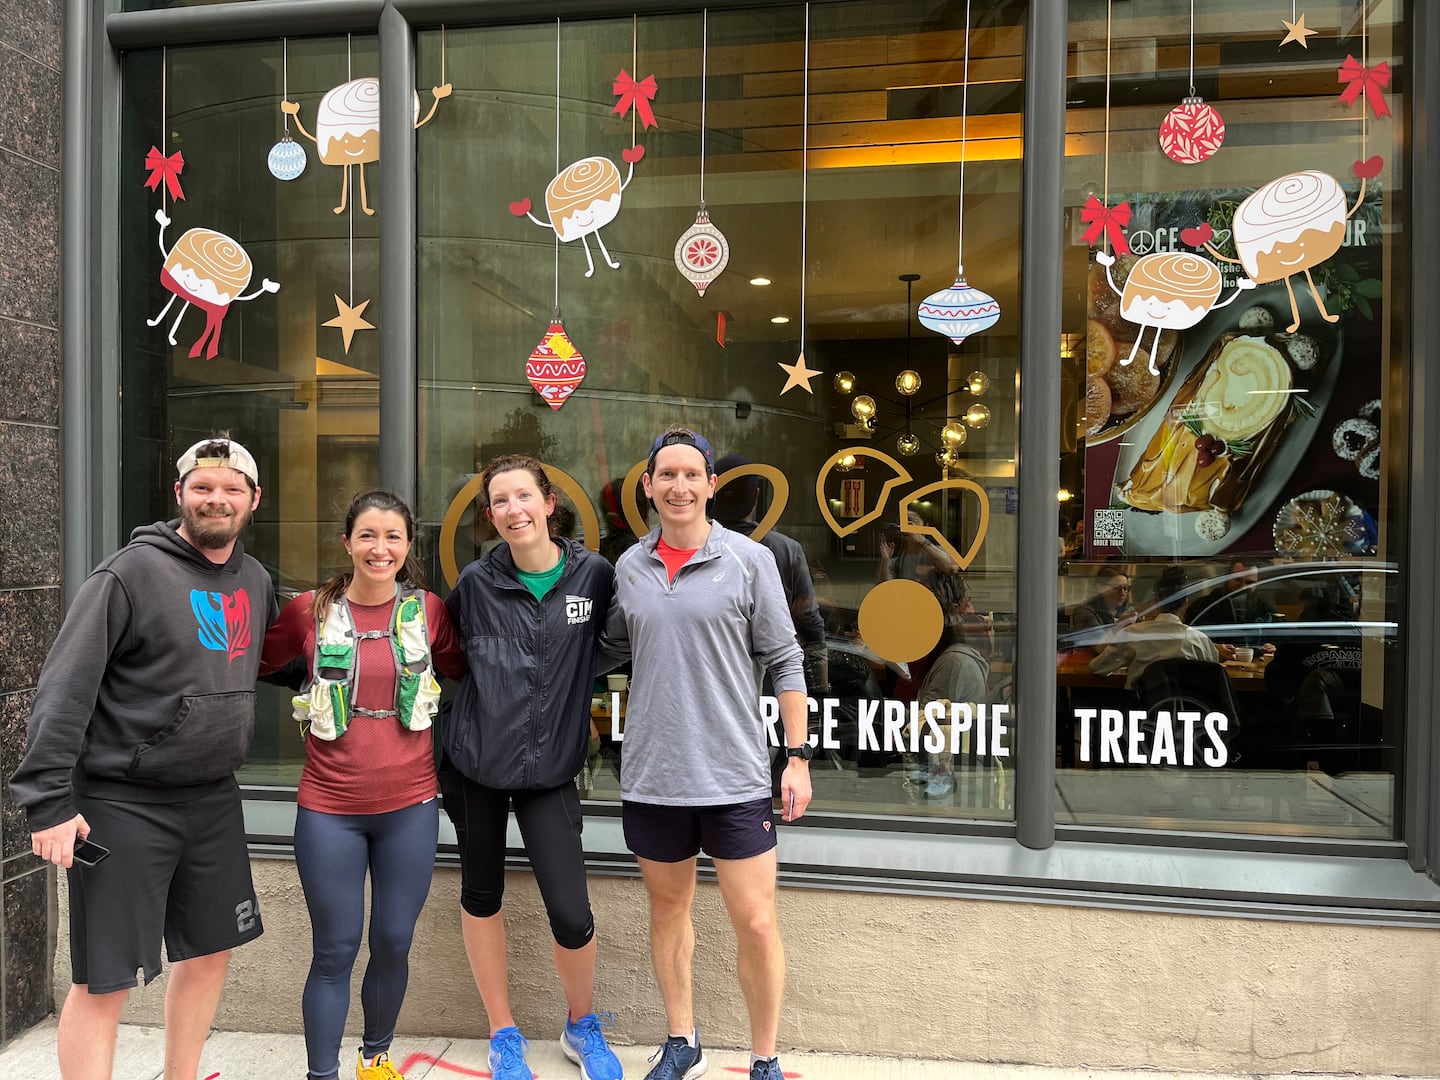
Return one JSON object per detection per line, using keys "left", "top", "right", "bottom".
{"left": 438, "top": 763, "right": 595, "bottom": 949}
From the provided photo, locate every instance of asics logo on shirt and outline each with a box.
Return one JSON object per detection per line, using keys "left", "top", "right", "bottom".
{"left": 191, "top": 588, "right": 252, "bottom": 663}
{"left": 566, "top": 595, "right": 593, "bottom": 625}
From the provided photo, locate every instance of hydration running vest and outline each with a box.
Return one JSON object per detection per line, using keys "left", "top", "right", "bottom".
{"left": 293, "top": 587, "right": 441, "bottom": 740}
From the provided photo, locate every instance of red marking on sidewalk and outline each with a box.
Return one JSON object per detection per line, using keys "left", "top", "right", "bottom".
{"left": 397, "top": 1051, "right": 499, "bottom": 1078}
{"left": 204, "top": 1073, "right": 220, "bottom": 1080}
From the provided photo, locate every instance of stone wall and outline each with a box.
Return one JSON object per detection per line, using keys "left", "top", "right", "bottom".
{"left": 0, "top": 0, "right": 63, "bottom": 1046}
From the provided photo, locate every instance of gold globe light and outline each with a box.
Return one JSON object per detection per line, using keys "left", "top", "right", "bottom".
{"left": 896, "top": 433, "right": 921, "bottom": 456}
{"left": 941, "top": 421, "right": 968, "bottom": 447}
{"left": 964, "top": 402, "right": 991, "bottom": 429}
{"left": 967, "top": 370, "right": 990, "bottom": 395}
{"left": 895, "top": 369, "right": 922, "bottom": 396}
{"left": 833, "top": 370, "right": 856, "bottom": 394}
{"left": 935, "top": 447, "right": 955, "bottom": 467}
{"left": 837, "top": 453, "right": 858, "bottom": 472}
{"left": 851, "top": 394, "right": 877, "bottom": 421}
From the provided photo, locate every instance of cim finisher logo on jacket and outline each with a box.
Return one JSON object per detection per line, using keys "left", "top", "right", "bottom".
{"left": 190, "top": 588, "right": 252, "bottom": 662}
{"left": 566, "top": 594, "right": 594, "bottom": 626}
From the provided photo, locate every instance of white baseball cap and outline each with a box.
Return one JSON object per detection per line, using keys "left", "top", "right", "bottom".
{"left": 176, "top": 437, "right": 259, "bottom": 487}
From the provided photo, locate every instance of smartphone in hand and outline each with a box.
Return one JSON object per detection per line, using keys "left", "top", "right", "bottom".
{"left": 71, "top": 838, "right": 110, "bottom": 867}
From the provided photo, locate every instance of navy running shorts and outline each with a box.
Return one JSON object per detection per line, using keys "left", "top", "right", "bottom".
{"left": 621, "top": 797, "right": 777, "bottom": 863}
{"left": 68, "top": 780, "right": 262, "bottom": 994}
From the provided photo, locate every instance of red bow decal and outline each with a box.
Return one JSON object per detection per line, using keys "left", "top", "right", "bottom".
{"left": 143, "top": 146, "right": 186, "bottom": 201}
{"left": 1081, "top": 196, "right": 1132, "bottom": 257}
{"left": 612, "top": 69, "right": 658, "bottom": 130}
{"left": 1337, "top": 56, "right": 1391, "bottom": 119}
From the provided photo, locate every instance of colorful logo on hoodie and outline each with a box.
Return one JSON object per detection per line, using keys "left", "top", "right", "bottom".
{"left": 190, "top": 588, "right": 252, "bottom": 663}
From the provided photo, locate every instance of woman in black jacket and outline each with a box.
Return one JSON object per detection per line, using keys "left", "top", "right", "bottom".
{"left": 441, "top": 454, "right": 621, "bottom": 1080}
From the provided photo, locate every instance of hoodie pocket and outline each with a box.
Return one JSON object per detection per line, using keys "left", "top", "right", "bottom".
{"left": 129, "top": 691, "right": 256, "bottom": 784}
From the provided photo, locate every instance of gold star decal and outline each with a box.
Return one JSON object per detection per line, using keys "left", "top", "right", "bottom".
{"left": 778, "top": 351, "right": 821, "bottom": 395}
{"left": 323, "top": 295, "right": 375, "bottom": 353}
{"left": 1280, "top": 13, "right": 1318, "bottom": 48}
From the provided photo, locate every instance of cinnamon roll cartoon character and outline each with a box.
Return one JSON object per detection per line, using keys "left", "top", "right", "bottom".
{"left": 1094, "top": 250, "right": 1255, "bottom": 375}
{"left": 509, "top": 147, "right": 645, "bottom": 277}
{"left": 146, "top": 209, "right": 280, "bottom": 360}
{"left": 281, "top": 76, "right": 451, "bottom": 215}
{"left": 1198, "top": 165, "right": 1375, "bottom": 332}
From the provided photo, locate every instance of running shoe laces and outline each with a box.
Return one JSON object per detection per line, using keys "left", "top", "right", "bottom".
{"left": 644, "top": 1034, "right": 707, "bottom": 1080}
{"left": 749, "top": 1058, "right": 784, "bottom": 1080}
{"left": 356, "top": 1051, "right": 405, "bottom": 1080}
{"left": 562, "top": 1011, "right": 624, "bottom": 1080}
{"left": 488, "top": 1027, "right": 535, "bottom": 1080}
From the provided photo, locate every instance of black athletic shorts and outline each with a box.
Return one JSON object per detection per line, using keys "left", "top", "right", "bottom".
{"left": 622, "top": 797, "right": 778, "bottom": 863}
{"left": 68, "top": 780, "right": 262, "bottom": 994}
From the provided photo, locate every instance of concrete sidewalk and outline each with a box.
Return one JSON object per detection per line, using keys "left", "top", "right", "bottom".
{"left": 0, "top": 1022, "right": 1434, "bottom": 1080}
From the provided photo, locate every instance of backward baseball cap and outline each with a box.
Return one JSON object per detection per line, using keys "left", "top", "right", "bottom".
{"left": 647, "top": 427, "right": 714, "bottom": 474}
{"left": 176, "top": 436, "right": 260, "bottom": 487}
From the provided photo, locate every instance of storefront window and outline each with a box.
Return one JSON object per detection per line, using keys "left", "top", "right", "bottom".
{"left": 1059, "top": 2, "right": 1407, "bottom": 837}
{"left": 119, "top": 37, "right": 385, "bottom": 785}
{"left": 419, "top": 1, "right": 1027, "bottom": 821}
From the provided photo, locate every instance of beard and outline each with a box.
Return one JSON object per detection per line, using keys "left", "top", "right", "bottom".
{"left": 180, "top": 503, "right": 250, "bottom": 550}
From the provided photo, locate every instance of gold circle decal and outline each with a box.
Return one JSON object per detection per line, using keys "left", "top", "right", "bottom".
{"left": 857, "top": 579, "right": 944, "bottom": 664}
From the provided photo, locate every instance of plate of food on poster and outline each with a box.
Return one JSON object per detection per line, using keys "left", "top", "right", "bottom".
{"left": 1106, "top": 280, "right": 1345, "bottom": 556}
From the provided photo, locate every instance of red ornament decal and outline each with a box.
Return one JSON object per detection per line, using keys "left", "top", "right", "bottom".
{"left": 526, "top": 317, "right": 587, "bottom": 410}
{"left": 1337, "top": 56, "right": 1391, "bottom": 119}
{"left": 1158, "top": 96, "right": 1226, "bottom": 164}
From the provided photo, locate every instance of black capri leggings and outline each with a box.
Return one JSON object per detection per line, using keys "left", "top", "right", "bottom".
{"left": 438, "top": 761, "right": 595, "bottom": 950}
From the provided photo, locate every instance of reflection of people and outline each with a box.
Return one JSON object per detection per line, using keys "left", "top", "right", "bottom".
{"left": 261, "top": 491, "right": 464, "bottom": 1080}
{"left": 599, "top": 474, "right": 649, "bottom": 565}
{"left": 876, "top": 509, "right": 962, "bottom": 609}
{"left": 1070, "top": 565, "right": 1136, "bottom": 631}
{"left": 915, "top": 616, "right": 992, "bottom": 798}
{"left": 1191, "top": 559, "right": 1277, "bottom": 628}
{"left": 1090, "top": 565, "right": 1222, "bottom": 688}
{"left": 10, "top": 436, "right": 277, "bottom": 1080}
{"left": 712, "top": 453, "right": 828, "bottom": 694}
{"left": 602, "top": 427, "right": 809, "bottom": 1080}
{"left": 442, "top": 455, "right": 623, "bottom": 1080}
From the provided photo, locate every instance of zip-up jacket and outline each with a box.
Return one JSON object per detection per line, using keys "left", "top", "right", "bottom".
{"left": 444, "top": 537, "right": 615, "bottom": 790}
{"left": 9, "top": 521, "right": 278, "bottom": 831}
{"left": 602, "top": 521, "right": 805, "bottom": 806}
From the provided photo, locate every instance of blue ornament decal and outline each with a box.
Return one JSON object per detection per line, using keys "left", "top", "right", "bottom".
{"left": 267, "top": 134, "right": 307, "bottom": 181}
{"left": 917, "top": 275, "right": 1000, "bottom": 346}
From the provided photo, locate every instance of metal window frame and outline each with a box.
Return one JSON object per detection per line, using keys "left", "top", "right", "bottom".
{"left": 65, "top": 0, "right": 1440, "bottom": 917}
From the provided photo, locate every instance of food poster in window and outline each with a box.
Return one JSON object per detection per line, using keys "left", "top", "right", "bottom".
{"left": 1082, "top": 183, "right": 1383, "bottom": 559}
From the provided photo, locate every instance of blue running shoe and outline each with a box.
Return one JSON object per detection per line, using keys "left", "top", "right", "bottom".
{"left": 488, "top": 1027, "right": 534, "bottom": 1080}
{"left": 562, "top": 1012, "right": 624, "bottom": 1080}
{"left": 749, "top": 1059, "right": 785, "bottom": 1080}
{"left": 644, "top": 1034, "right": 707, "bottom": 1080}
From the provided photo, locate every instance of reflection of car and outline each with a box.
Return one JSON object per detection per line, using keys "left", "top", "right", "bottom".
{"left": 1058, "top": 560, "right": 1398, "bottom": 654}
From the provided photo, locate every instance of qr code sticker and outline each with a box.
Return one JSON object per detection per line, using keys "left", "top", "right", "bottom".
{"left": 1092, "top": 508, "right": 1125, "bottom": 547}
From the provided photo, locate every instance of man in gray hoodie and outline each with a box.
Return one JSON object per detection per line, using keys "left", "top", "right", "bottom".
{"left": 602, "top": 427, "right": 809, "bottom": 1080}
{"left": 10, "top": 435, "right": 276, "bottom": 1080}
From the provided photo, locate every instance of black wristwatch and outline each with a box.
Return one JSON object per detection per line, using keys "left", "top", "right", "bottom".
{"left": 785, "top": 743, "right": 815, "bottom": 761}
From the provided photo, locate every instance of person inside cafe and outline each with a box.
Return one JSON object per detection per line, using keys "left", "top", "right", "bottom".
{"left": 1070, "top": 564, "right": 1136, "bottom": 631}
{"left": 1190, "top": 558, "right": 1278, "bottom": 628}
{"left": 1089, "top": 564, "right": 1234, "bottom": 688}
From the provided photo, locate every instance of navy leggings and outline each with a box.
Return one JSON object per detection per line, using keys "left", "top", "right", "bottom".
{"left": 294, "top": 800, "right": 438, "bottom": 1080}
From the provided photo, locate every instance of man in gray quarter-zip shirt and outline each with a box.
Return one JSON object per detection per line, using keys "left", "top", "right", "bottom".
{"left": 601, "top": 427, "right": 809, "bottom": 1080}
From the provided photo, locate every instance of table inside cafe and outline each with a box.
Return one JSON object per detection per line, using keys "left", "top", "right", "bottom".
{"left": 1056, "top": 650, "right": 1272, "bottom": 690}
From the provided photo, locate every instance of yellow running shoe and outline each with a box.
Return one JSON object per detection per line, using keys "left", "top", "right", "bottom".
{"left": 357, "top": 1051, "right": 406, "bottom": 1080}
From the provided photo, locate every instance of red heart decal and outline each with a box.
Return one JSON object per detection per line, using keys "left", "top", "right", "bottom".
{"left": 621, "top": 145, "right": 646, "bottom": 164}
{"left": 1180, "top": 223, "right": 1214, "bottom": 248}
{"left": 509, "top": 198, "right": 532, "bottom": 217}
{"left": 1353, "top": 155, "right": 1384, "bottom": 179}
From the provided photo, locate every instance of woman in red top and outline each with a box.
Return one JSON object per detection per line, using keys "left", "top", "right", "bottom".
{"left": 262, "top": 490, "right": 463, "bottom": 1080}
